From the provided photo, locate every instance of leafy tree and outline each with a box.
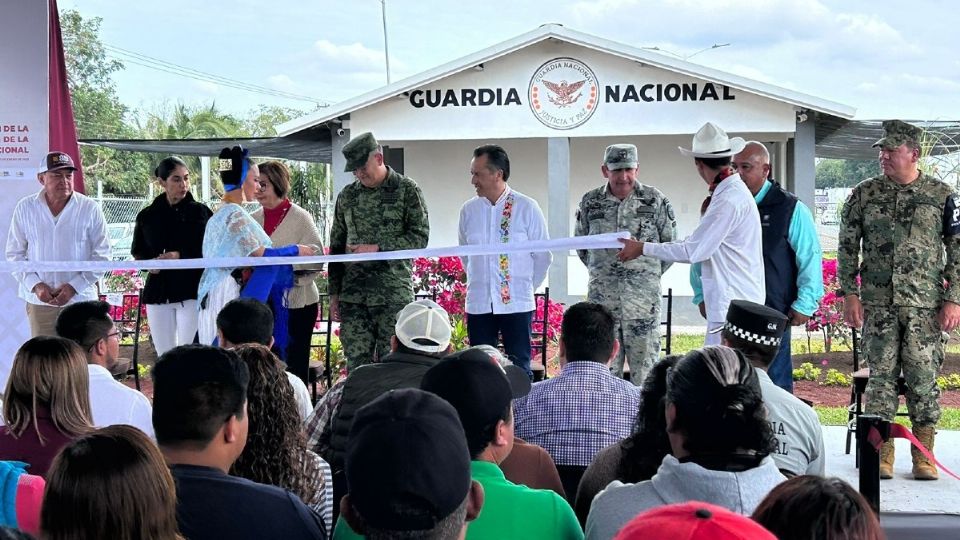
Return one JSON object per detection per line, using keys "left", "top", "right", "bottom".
{"left": 61, "top": 9, "right": 153, "bottom": 196}
{"left": 815, "top": 158, "right": 880, "bottom": 189}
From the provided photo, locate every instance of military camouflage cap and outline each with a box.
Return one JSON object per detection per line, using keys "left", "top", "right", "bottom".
{"left": 342, "top": 132, "right": 380, "bottom": 172}
{"left": 604, "top": 144, "right": 638, "bottom": 170}
{"left": 872, "top": 120, "right": 922, "bottom": 149}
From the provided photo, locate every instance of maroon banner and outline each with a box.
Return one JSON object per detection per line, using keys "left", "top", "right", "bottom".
{"left": 47, "top": 0, "right": 84, "bottom": 193}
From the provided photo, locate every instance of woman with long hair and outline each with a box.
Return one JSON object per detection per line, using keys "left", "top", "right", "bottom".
{"left": 0, "top": 336, "right": 92, "bottom": 477}
{"left": 196, "top": 146, "right": 316, "bottom": 346}
{"left": 752, "top": 476, "right": 884, "bottom": 540}
{"left": 231, "top": 344, "right": 332, "bottom": 533}
{"left": 586, "top": 346, "right": 785, "bottom": 539}
{"left": 251, "top": 160, "right": 324, "bottom": 383}
{"left": 132, "top": 156, "right": 213, "bottom": 355}
{"left": 41, "top": 425, "right": 183, "bottom": 540}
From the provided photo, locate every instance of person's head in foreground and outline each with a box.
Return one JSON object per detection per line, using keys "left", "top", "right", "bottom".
{"left": 55, "top": 300, "right": 121, "bottom": 370}
{"left": 216, "top": 298, "right": 274, "bottom": 348}
{"left": 151, "top": 344, "right": 250, "bottom": 470}
{"left": 420, "top": 348, "right": 531, "bottom": 462}
{"left": 614, "top": 501, "right": 775, "bottom": 540}
{"left": 3, "top": 336, "right": 92, "bottom": 442}
{"left": 393, "top": 299, "right": 453, "bottom": 357}
{"left": 41, "top": 424, "right": 182, "bottom": 540}
{"left": 719, "top": 300, "right": 788, "bottom": 368}
{"left": 559, "top": 301, "right": 619, "bottom": 365}
{"left": 666, "top": 346, "right": 776, "bottom": 460}
{"left": 751, "top": 475, "right": 884, "bottom": 540}
{"left": 342, "top": 388, "right": 483, "bottom": 540}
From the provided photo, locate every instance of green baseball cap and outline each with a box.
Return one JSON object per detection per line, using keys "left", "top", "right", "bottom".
{"left": 342, "top": 132, "right": 380, "bottom": 172}
{"left": 604, "top": 144, "right": 638, "bottom": 170}
{"left": 872, "top": 120, "right": 922, "bottom": 149}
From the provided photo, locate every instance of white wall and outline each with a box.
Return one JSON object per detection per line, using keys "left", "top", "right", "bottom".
{"left": 385, "top": 132, "right": 791, "bottom": 300}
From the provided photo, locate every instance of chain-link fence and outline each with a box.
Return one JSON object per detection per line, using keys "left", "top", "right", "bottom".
{"left": 94, "top": 196, "right": 334, "bottom": 261}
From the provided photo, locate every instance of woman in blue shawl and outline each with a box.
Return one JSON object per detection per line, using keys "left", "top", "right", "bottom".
{"left": 197, "top": 146, "right": 316, "bottom": 353}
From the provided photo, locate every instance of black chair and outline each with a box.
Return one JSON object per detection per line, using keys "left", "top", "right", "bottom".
{"left": 530, "top": 287, "right": 551, "bottom": 381}
{"left": 845, "top": 328, "right": 908, "bottom": 465}
{"left": 308, "top": 294, "right": 335, "bottom": 402}
{"left": 556, "top": 464, "right": 587, "bottom": 506}
{"left": 99, "top": 291, "right": 145, "bottom": 391}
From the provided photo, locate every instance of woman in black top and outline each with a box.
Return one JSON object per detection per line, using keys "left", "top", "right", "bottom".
{"left": 131, "top": 157, "right": 212, "bottom": 355}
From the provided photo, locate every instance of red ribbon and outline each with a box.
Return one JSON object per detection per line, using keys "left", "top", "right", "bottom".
{"left": 867, "top": 425, "right": 960, "bottom": 481}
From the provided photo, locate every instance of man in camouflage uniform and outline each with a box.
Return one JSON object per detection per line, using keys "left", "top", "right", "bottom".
{"left": 575, "top": 144, "right": 676, "bottom": 384}
{"left": 329, "top": 132, "right": 430, "bottom": 370}
{"left": 839, "top": 120, "right": 960, "bottom": 481}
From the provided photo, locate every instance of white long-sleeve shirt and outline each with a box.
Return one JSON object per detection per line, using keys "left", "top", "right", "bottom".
{"left": 459, "top": 187, "right": 552, "bottom": 314}
{"left": 87, "top": 364, "right": 154, "bottom": 438}
{"left": 643, "top": 174, "right": 764, "bottom": 332}
{"left": 5, "top": 191, "right": 111, "bottom": 305}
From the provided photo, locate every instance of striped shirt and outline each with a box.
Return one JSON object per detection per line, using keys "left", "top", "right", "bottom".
{"left": 513, "top": 361, "right": 642, "bottom": 467}
{"left": 5, "top": 191, "right": 111, "bottom": 305}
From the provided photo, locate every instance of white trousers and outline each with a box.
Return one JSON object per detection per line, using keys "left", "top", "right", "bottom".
{"left": 146, "top": 300, "right": 199, "bottom": 356}
{"left": 704, "top": 321, "right": 724, "bottom": 346}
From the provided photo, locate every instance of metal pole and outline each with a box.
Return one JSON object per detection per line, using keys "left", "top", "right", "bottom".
{"left": 380, "top": 0, "right": 391, "bottom": 84}
{"left": 201, "top": 156, "right": 211, "bottom": 202}
{"left": 857, "top": 414, "right": 887, "bottom": 514}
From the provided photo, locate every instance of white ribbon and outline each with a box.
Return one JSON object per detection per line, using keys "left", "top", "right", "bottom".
{"left": 0, "top": 232, "right": 629, "bottom": 273}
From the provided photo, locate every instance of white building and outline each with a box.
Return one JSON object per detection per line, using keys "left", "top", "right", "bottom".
{"left": 279, "top": 24, "right": 856, "bottom": 305}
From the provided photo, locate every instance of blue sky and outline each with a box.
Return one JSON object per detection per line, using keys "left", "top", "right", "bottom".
{"left": 59, "top": 0, "right": 960, "bottom": 122}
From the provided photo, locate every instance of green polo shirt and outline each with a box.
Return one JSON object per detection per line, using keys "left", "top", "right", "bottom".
{"left": 333, "top": 460, "right": 583, "bottom": 539}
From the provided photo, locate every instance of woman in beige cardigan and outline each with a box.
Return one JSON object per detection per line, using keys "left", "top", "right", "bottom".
{"left": 252, "top": 161, "right": 325, "bottom": 384}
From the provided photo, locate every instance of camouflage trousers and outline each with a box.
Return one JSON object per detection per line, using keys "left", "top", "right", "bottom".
{"left": 862, "top": 306, "right": 943, "bottom": 425}
{"left": 609, "top": 315, "right": 661, "bottom": 386}
{"left": 339, "top": 301, "right": 407, "bottom": 371}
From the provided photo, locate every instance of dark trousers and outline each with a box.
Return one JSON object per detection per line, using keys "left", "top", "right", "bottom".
{"left": 284, "top": 303, "right": 319, "bottom": 385}
{"left": 467, "top": 311, "right": 533, "bottom": 376}
{"left": 767, "top": 325, "right": 794, "bottom": 393}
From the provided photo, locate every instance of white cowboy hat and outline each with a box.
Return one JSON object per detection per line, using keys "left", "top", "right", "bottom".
{"left": 678, "top": 122, "right": 747, "bottom": 158}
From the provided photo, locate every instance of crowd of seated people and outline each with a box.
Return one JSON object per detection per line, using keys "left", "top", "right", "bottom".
{"left": 0, "top": 297, "right": 897, "bottom": 539}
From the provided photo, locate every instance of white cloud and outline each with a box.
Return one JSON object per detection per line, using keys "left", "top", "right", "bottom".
{"left": 192, "top": 81, "right": 220, "bottom": 94}
{"left": 267, "top": 74, "right": 297, "bottom": 92}
{"left": 312, "top": 40, "right": 389, "bottom": 72}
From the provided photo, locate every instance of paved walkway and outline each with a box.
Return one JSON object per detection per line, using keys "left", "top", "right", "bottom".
{"left": 822, "top": 425, "right": 960, "bottom": 513}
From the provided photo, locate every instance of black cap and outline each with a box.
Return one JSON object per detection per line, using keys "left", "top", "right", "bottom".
{"left": 346, "top": 388, "right": 471, "bottom": 531}
{"left": 715, "top": 300, "right": 788, "bottom": 347}
{"left": 420, "top": 348, "right": 531, "bottom": 436}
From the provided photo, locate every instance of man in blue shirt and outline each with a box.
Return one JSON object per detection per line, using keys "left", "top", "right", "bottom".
{"left": 513, "top": 302, "right": 641, "bottom": 469}
{"left": 692, "top": 141, "right": 823, "bottom": 392}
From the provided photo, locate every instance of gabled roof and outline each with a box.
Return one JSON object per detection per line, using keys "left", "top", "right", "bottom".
{"left": 279, "top": 24, "right": 855, "bottom": 137}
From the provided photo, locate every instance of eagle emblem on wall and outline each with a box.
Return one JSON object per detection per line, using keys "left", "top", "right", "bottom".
{"left": 542, "top": 79, "right": 586, "bottom": 107}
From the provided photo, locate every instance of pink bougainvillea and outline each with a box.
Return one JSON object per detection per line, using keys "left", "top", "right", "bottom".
{"left": 411, "top": 256, "right": 564, "bottom": 351}
{"left": 806, "top": 258, "right": 858, "bottom": 351}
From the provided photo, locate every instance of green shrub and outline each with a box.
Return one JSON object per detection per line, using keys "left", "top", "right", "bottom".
{"left": 821, "top": 368, "right": 851, "bottom": 387}
{"left": 936, "top": 373, "right": 960, "bottom": 391}
{"left": 793, "top": 362, "right": 821, "bottom": 381}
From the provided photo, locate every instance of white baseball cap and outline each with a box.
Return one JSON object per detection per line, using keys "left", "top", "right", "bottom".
{"left": 395, "top": 299, "right": 452, "bottom": 353}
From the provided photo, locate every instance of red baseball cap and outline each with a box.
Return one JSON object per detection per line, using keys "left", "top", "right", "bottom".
{"left": 614, "top": 502, "right": 776, "bottom": 540}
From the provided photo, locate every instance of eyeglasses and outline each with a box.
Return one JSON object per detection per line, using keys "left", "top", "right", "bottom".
{"left": 88, "top": 331, "right": 120, "bottom": 352}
